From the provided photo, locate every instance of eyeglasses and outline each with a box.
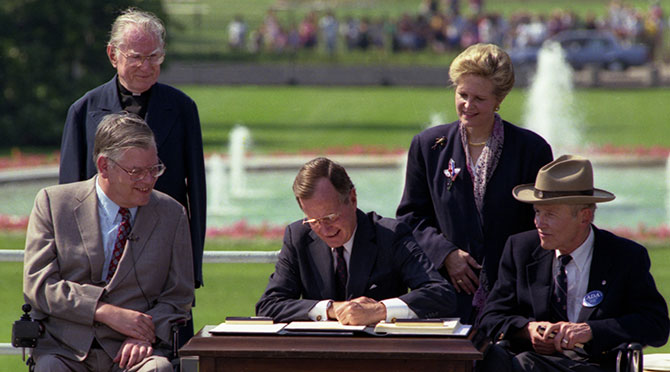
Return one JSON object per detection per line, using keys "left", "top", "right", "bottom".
{"left": 302, "top": 213, "right": 340, "bottom": 227}
{"left": 116, "top": 47, "right": 165, "bottom": 67}
{"left": 109, "top": 158, "right": 166, "bottom": 181}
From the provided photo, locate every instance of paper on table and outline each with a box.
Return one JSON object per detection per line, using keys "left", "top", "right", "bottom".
{"left": 374, "top": 319, "right": 472, "bottom": 336}
{"left": 393, "top": 319, "right": 460, "bottom": 329}
{"left": 224, "top": 316, "right": 274, "bottom": 325}
{"left": 210, "top": 322, "right": 287, "bottom": 334}
{"left": 284, "top": 321, "right": 366, "bottom": 332}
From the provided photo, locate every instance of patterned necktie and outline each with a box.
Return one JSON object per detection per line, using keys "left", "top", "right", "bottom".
{"left": 551, "top": 254, "right": 573, "bottom": 321}
{"left": 106, "top": 207, "right": 131, "bottom": 282}
{"left": 334, "top": 246, "right": 348, "bottom": 301}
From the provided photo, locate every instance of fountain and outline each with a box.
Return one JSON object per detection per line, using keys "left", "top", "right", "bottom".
{"left": 206, "top": 125, "right": 252, "bottom": 216}
{"left": 229, "top": 125, "right": 251, "bottom": 197}
{"left": 206, "top": 154, "right": 229, "bottom": 216}
{"left": 428, "top": 112, "right": 446, "bottom": 127}
{"left": 522, "top": 40, "right": 583, "bottom": 154}
{"left": 519, "top": 40, "right": 668, "bottom": 230}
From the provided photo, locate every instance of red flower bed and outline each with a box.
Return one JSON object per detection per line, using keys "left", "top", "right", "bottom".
{"left": 3, "top": 144, "right": 670, "bottom": 168}
{"left": 611, "top": 224, "right": 670, "bottom": 243}
{"left": 584, "top": 144, "right": 670, "bottom": 158}
{"left": 1, "top": 212, "right": 668, "bottom": 242}
{"left": 205, "top": 220, "right": 285, "bottom": 240}
{"left": 294, "top": 145, "right": 407, "bottom": 156}
{"left": 0, "top": 149, "right": 60, "bottom": 170}
{"left": 0, "top": 215, "right": 29, "bottom": 231}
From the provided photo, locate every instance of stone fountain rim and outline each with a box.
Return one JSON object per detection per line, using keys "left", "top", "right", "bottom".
{"left": 0, "top": 152, "right": 666, "bottom": 184}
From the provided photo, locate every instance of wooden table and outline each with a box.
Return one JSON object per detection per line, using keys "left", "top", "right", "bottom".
{"left": 179, "top": 326, "right": 483, "bottom": 372}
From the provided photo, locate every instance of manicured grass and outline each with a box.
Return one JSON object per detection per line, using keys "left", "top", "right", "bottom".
{"left": 181, "top": 85, "right": 670, "bottom": 153}
{"left": 0, "top": 231, "right": 25, "bottom": 250}
{"left": 6, "top": 86, "right": 669, "bottom": 157}
{"left": 2, "top": 236, "right": 669, "bottom": 371}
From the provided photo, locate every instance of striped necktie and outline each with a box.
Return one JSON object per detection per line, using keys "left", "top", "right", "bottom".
{"left": 551, "top": 254, "right": 573, "bottom": 321}
{"left": 334, "top": 246, "right": 347, "bottom": 301}
{"left": 106, "top": 207, "right": 131, "bottom": 282}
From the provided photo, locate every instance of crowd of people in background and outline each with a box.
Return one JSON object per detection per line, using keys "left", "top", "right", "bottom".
{"left": 226, "top": 0, "right": 666, "bottom": 58}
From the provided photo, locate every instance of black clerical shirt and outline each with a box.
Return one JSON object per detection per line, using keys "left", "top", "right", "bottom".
{"left": 117, "top": 79, "right": 151, "bottom": 118}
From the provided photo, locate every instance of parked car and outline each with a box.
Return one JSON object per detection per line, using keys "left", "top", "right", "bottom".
{"left": 509, "top": 30, "right": 650, "bottom": 72}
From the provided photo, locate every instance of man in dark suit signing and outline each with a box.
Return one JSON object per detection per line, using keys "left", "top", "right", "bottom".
{"left": 477, "top": 155, "right": 669, "bottom": 372}
{"left": 256, "top": 157, "right": 456, "bottom": 324}
{"left": 58, "top": 8, "right": 206, "bottom": 292}
{"left": 24, "top": 112, "right": 194, "bottom": 372}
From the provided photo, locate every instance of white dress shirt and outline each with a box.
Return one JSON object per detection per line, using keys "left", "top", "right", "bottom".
{"left": 553, "top": 226, "right": 594, "bottom": 322}
{"left": 95, "top": 177, "right": 137, "bottom": 282}
{"left": 308, "top": 226, "right": 417, "bottom": 322}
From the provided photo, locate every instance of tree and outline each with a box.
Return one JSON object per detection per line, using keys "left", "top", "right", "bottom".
{"left": 0, "top": 0, "right": 165, "bottom": 148}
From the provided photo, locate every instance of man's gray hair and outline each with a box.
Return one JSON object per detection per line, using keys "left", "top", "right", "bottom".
{"left": 93, "top": 112, "right": 156, "bottom": 169}
{"left": 293, "top": 157, "right": 354, "bottom": 204}
{"left": 571, "top": 203, "right": 597, "bottom": 223}
{"left": 108, "top": 7, "right": 166, "bottom": 51}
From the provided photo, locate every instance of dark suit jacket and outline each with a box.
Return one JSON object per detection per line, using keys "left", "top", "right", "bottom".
{"left": 396, "top": 120, "right": 552, "bottom": 320}
{"left": 478, "top": 227, "right": 669, "bottom": 363}
{"left": 255, "top": 210, "right": 456, "bottom": 322}
{"left": 23, "top": 178, "right": 194, "bottom": 361}
{"left": 59, "top": 76, "right": 206, "bottom": 287}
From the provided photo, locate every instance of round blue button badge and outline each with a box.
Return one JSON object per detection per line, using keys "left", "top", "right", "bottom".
{"left": 582, "top": 290, "right": 604, "bottom": 308}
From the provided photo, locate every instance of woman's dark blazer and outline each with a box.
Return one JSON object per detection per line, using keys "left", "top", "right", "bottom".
{"left": 396, "top": 119, "right": 552, "bottom": 320}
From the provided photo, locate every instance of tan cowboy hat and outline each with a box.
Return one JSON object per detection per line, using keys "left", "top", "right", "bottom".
{"left": 513, "top": 154, "right": 615, "bottom": 205}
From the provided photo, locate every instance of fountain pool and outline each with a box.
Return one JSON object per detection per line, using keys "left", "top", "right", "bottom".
{"left": 0, "top": 161, "right": 666, "bottom": 231}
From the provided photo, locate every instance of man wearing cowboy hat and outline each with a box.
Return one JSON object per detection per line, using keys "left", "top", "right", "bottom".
{"left": 476, "top": 155, "right": 669, "bottom": 372}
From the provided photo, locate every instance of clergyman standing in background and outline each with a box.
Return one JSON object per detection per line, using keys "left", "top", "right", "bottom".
{"left": 58, "top": 8, "right": 206, "bottom": 344}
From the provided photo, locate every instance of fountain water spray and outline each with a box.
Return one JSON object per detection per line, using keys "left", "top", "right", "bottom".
{"left": 207, "top": 154, "right": 229, "bottom": 215}
{"left": 428, "top": 112, "right": 445, "bottom": 128}
{"left": 229, "top": 125, "right": 251, "bottom": 197}
{"left": 206, "top": 125, "right": 251, "bottom": 215}
{"left": 523, "top": 41, "right": 583, "bottom": 155}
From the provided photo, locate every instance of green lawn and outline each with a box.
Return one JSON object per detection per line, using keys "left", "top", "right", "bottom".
{"left": 2, "top": 237, "right": 670, "bottom": 369}
{"left": 5, "top": 86, "right": 669, "bottom": 157}
{"left": 182, "top": 85, "right": 670, "bottom": 153}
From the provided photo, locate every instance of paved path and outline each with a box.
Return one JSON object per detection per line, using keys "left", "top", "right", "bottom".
{"left": 160, "top": 61, "right": 670, "bottom": 88}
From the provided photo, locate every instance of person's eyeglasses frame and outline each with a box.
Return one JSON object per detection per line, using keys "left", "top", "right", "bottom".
{"left": 115, "top": 46, "right": 165, "bottom": 67}
{"left": 302, "top": 213, "right": 340, "bottom": 227}
{"left": 108, "top": 157, "right": 166, "bottom": 181}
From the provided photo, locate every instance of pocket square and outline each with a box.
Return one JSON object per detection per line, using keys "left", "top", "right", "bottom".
{"left": 369, "top": 284, "right": 378, "bottom": 290}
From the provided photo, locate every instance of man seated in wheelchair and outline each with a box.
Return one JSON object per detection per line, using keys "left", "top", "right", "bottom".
{"left": 476, "top": 155, "right": 670, "bottom": 372}
{"left": 23, "top": 112, "right": 194, "bottom": 372}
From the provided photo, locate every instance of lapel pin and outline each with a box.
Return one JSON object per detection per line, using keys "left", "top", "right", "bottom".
{"left": 443, "top": 158, "right": 461, "bottom": 191}
{"left": 582, "top": 290, "right": 604, "bottom": 308}
{"left": 601, "top": 280, "right": 606, "bottom": 286}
